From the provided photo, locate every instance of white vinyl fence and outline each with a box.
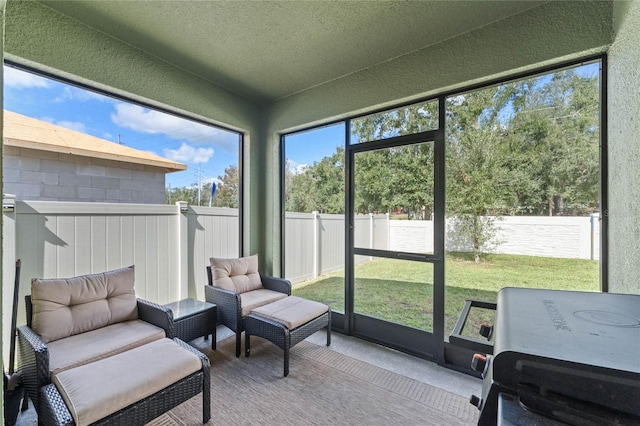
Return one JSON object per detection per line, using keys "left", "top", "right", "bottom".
{"left": 284, "top": 212, "right": 389, "bottom": 283}
{"left": 444, "top": 215, "right": 600, "bottom": 260}
{"left": 284, "top": 213, "right": 600, "bottom": 284}
{"left": 2, "top": 197, "right": 239, "bottom": 359}
{"left": 2, "top": 198, "right": 600, "bottom": 359}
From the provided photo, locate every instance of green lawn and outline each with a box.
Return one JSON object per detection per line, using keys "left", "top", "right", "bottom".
{"left": 292, "top": 252, "right": 600, "bottom": 337}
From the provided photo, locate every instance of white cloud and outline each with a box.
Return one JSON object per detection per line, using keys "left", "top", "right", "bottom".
{"left": 111, "top": 103, "right": 233, "bottom": 147}
{"left": 164, "top": 143, "right": 214, "bottom": 164}
{"left": 294, "top": 164, "right": 309, "bottom": 174}
{"left": 203, "top": 177, "right": 222, "bottom": 186}
{"left": 3, "top": 67, "right": 50, "bottom": 89}
{"left": 287, "top": 160, "right": 309, "bottom": 175}
{"left": 54, "top": 86, "right": 112, "bottom": 103}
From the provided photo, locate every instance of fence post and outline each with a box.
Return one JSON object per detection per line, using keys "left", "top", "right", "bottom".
{"left": 312, "top": 211, "right": 320, "bottom": 278}
{"left": 176, "top": 201, "right": 189, "bottom": 299}
{"left": 386, "top": 212, "right": 390, "bottom": 250}
{"left": 590, "top": 213, "right": 598, "bottom": 260}
{"left": 369, "top": 213, "right": 374, "bottom": 260}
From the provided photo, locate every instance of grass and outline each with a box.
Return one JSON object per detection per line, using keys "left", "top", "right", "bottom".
{"left": 292, "top": 252, "right": 600, "bottom": 338}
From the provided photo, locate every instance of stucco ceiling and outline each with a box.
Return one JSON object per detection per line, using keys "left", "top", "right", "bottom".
{"left": 41, "top": 0, "right": 546, "bottom": 105}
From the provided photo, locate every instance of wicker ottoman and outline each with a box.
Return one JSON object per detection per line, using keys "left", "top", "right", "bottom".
{"left": 38, "top": 338, "right": 210, "bottom": 425}
{"left": 244, "top": 296, "right": 331, "bottom": 376}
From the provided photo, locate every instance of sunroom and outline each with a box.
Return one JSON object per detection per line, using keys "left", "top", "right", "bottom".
{"left": 2, "top": 1, "right": 639, "bottom": 425}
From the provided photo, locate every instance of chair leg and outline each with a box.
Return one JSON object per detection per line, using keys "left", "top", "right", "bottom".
{"left": 202, "top": 373, "right": 211, "bottom": 424}
{"left": 236, "top": 331, "right": 242, "bottom": 357}
{"left": 284, "top": 346, "right": 289, "bottom": 377}
{"left": 326, "top": 312, "right": 332, "bottom": 347}
{"left": 21, "top": 388, "right": 29, "bottom": 412}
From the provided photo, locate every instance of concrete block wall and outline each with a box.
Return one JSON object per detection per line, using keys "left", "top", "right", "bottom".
{"left": 3, "top": 146, "right": 167, "bottom": 204}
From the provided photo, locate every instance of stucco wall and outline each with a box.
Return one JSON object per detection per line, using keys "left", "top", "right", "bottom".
{"left": 3, "top": 147, "right": 167, "bottom": 203}
{"left": 608, "top": 1, "right": 640, "bottom": 295}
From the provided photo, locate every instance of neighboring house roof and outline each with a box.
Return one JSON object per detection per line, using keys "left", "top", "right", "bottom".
{"left": 3, "top": 110, "right": 187, "bottom": 173}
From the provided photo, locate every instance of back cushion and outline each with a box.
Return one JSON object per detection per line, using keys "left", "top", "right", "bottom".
{"left": 31, "top": 266, "right": 138, "bottom": 343}
{"left": 210, "top": 255, "right": 262, "bottom": 293}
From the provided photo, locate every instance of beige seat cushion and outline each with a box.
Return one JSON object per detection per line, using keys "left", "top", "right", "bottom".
{"left": 52, "top": 338, "right": 202, "bottom": 426}
{"left": 210, "top": 255, "right": 262, "bottom": 293}
{"left": 48, "top": 320, "right": 166, "bottom": 376}
{"left": 251, "top": 296, "right": 329, "bottom": 330}
{"left": 31, "top": 266, "right": 137, "bottom": 343}
{"left": 240, "top": 289, "right": 288, "bottom": 317}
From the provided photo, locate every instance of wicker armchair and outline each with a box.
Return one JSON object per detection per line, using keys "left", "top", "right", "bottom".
{"left": 205, "top": 255, "right": 291, "bottom": 357}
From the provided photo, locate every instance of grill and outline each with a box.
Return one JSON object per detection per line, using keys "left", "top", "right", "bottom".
{"left": 460, "top": 288, "right": 640, "bottom": 425}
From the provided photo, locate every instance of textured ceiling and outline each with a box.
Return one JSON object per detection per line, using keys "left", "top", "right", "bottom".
{"left": 41, "top": 1, "right": 546, "bottom": 105}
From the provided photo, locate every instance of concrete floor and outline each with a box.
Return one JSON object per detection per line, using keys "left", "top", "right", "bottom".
{"left": 14, "top": 325, "right": 481, "bottom": 425}
{"left": 305, "top": 329, "right": 482, "bottom": 398}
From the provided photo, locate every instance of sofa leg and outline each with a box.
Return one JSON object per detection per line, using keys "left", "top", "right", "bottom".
{"left": 235, "top": 331, "right": 241, "bottom": 358}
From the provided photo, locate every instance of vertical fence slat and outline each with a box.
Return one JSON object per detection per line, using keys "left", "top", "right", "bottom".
{"left": 91, "top": 216, "right": 107, "bottom": 274}
{"left": 55, "top": 216, "right": 75, "bottom": 278}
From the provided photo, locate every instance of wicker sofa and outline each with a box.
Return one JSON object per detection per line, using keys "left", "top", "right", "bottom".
{"left": 205, "top": 255, "right": 291, "bottom": 357}
{"left": 17, "top": 266, "right": 210, "bottom": 425}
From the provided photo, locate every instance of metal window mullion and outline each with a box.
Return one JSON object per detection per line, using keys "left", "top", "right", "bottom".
{"left": 349, "top": 130, "right": 439, "bottom": 152}
{"left": 345, "top": 119, "right": 355, "bottom": 334}
{"left": 432, "top": 96, "right": 447, "bottom": 364}
{"left": 599, "top": 56, "right": 608, "bottom": 293}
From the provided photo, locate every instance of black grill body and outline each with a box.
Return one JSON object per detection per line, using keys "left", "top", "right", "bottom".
{"left": 471, "top": 288, "right": 640, "bottom": 425}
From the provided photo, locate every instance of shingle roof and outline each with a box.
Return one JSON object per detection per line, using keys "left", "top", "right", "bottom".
{"left": 3, "top": 110, "right": 187, "bottom": 173}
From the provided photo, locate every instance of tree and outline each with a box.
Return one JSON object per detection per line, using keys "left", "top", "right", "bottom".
{"left": 505, "top": 70, "right": 599, "bottom": 215}
{"left": 445, "top": 87, "right": 514, "bottom": 261}
{"left": 165, "top": 164, "right": 240, "bottom": 208}
{"left": 210, "top": 165, "right": 239, "bottom": 208}
{"left": 166, "top": 185, "right": 198, "bottom": 205}
{"left": 352, "top": 101, "right": 438, "bottom": 216}
{"left": 310, "top": 148, "right": 345, "bottom": 214}
{"left": 351, "top": 100, "right": 439, "bottom": 142}
{"left": 285, "top": 161, "right": 316, "bottom": 213}
{"left": 285, "top": 148, "right": 345, "bottom": 214}
{"left": 354, "top": 149, "right": 390, "bottom": 214}
{"left": 354, "top": 143, "right": 434, "bottom": 216}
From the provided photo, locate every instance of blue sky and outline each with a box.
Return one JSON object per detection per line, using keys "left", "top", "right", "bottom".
{"left": 284, "top": 62, "right": 600, "bottom": 173}
{"left": 284, "top": 123, "right": 345, "bottom": 174}
{"left": 3, "top": 66, "right": 239, "bottom": 189}
{"left": 4, "top": 61, "right": 599, "bottom": 184}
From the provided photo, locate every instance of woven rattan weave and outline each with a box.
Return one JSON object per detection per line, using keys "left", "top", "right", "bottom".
{"left": 245, "top": 307, "right": 331, "bottom": 376}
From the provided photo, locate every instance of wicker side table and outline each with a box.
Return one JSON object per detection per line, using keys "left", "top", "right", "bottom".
{"left": 165, "top": 298, "right": 217, "bottom": 349}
